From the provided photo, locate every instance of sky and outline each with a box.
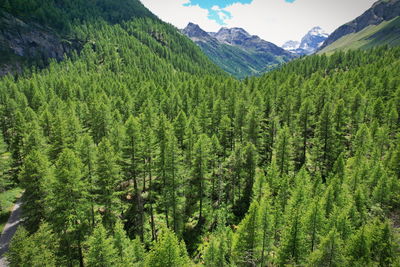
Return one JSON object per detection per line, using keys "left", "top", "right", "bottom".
{"left": 140, "top": 0, "right": 377, "bottom": 46}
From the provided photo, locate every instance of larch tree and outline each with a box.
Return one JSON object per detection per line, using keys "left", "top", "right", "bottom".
{"left": 123, "top": 115, "right": 144, "bottom": 240}
{"left": 307, "top": 229, "right": 345, "bottom": 267}
{"left": 232, "top": 201, "right": 261, "bottom": 267}
{"left": 294, "top": 97, "right": 313, "bottom": 169}
{"left": 164, "top": 126, "right": 184, "bottom": 234}
{"left": 47, "top": 148, "right": 90, "bottom": 267}
{"left": 274, "top": 125, "right": 292, "bottom": 176}
{"left": 95, "top": 138, "right": 122, "bottom": 230}
{"left": 145, "top": 227, "right": 190, "bottom": 267}
{"left": 191, "top": 133, "right": 211, "bottom": 222}
{"left": 312, "top": 103, "right": 336, "bottom": 182}
{"left": 75, "top": 133, "right": 97, "bottom": 229}
{"left": 278, "top": 185, "right": 307, "bottom": 266}
{"left": 85, "top": 223, "right": 119, "bottom": 267}
{"left": 19, "top": 149, "right": 51, "bottom": 233}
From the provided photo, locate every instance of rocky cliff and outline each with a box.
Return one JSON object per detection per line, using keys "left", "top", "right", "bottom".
{"left": 0, "top": 11, "right": 82, "bottom": 76}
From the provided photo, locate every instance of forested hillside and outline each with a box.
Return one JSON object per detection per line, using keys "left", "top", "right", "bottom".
{"left": 0, "top": 1, "right": 399, "bottom": 266}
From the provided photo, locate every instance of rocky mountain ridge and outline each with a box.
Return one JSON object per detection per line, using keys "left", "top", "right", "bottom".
{"left": 182, "top": 23, "right": 294, "bottom": 78}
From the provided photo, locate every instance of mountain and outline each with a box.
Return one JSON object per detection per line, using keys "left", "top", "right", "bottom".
{"left": 1, "top": 0, "right": 400, "bottom": 266}
{"left": 183, "top": 23, "right": 295, "bottom": 78}
{"left": 282, "top": 40, "right": 300, "bottom": 51}
{"left": 282, "top": 26, "right": 329, "bottom": 55}
{"left": 0, "top": 0, "right": 157, "bottom": 76}
{"left": 319, "top": 0, "right": 400, "bottom": 53}
{"left": 212, "top": 26, "right": 293, "bottom": 57}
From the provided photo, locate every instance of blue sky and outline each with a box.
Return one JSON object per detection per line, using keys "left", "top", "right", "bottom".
{"left": 141, "top": 0, "right": 376, "bottom": 45}
{"left": 184, "top": 0, "right": 253, "bottom": 25}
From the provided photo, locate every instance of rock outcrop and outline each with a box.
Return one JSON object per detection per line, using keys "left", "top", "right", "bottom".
{"left": 0, "top": 11, "right": 80, "bottom": 76}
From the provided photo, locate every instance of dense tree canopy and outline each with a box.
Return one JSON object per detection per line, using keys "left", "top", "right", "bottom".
{"left": 0, "top": 1, "right": 399, "bottom": 266}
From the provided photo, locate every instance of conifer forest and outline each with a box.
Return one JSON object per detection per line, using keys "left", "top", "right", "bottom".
{"left": 0, "top": 0, "right": 399, "bottom": 266}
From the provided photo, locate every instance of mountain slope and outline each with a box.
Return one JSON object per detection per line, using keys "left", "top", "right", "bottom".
{"left": 183, "top": 23, "right": 294, "bottom": 78}
{"left": 1, "top": 0, "right": 400, "bottom": 266}
{"left": 319, "top": 16, "right": 400, "bottom": 54}
{"left": 0, "top": 0, "right": 222, "bottom": 77}
{"left": 319, "top": 0, "right": 400, "bottom": 53}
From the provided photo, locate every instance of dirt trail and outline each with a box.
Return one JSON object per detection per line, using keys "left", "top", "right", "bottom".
{"left": 0, "top": 200, "right": 22, "bottom": 267}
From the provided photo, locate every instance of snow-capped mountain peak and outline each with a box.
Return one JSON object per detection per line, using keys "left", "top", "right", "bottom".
{"left": 282, "top": 40, "right": 300, "bottom": 51}
{"left": 308, "top": 26, "right": 329, "bottom": 38}
{"left": 282, "top": 26, "right": 329, "bottom": 55}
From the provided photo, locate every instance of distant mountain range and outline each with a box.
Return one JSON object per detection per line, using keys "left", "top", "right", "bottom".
{"left": 282, "top": 27, "right": 329, "bottom": 55}
{"left": 319, "top": 0, "right": 400, "bottom": 54}
{"left": 183, "top": 0, "right": 400, "bottom": 77}
{"left": 182, "top": 23, "right": 295, "bottom": 78}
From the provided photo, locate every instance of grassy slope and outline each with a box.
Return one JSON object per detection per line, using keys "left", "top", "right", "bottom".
{"left": 319, "top": 16, "right": 400, "bottom": 55}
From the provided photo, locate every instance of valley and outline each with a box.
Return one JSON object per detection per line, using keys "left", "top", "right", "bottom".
{"left": 0, "top": 0, "right": 399, "bottom": 266}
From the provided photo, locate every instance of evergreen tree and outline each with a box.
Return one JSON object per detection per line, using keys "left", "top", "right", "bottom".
{"left": 278, "top": 185, "right": 307, "bottom": 265}
{"left": 95, "top": 138, "right": 122, "bottom": 230}
{"left": 47, "top": 148, "right": 89, "bottom": 267}
{"left": 6, "top": 227, "right": 29, "bottom": 267}
{"left": 19, "top": 150, "right": 51, "bottom": 233}
{"left": 75, "top": 133, "right": 97, "bottom": 228}
{"left": 191, "top": 134, "right": 211, "bottom": 221}
{"left": 307, "top": 229, "right": 345, "bottom": 267}
{"left": 345, "top": 227, "right": 371, "bottom": 266}
{"left": 123, "top": 115, "right": 144, "bottom": 239}
{"left": 139, "top": 109, "right": 157, "bottom": 240}
{"left": 145, "top": 228, "right": 190, "bottom": 267}
{"left": 202, "top": 227, "right": 232, "bottom": 267}
{"left": 313, "top": 103, "right": 336, "bottom": 182}
{"left": 233, "top": 201, "right": 260, "bottom": 266}
{"left": 258, "top": 188, "right": 273, "bottom": 267}
{"left": 245, "top": 107, "right": 261, "bottom": 147}
{"left": 295, "top": 98, "right": 313, "bottom": 169}
{"left": 85, "top": 223, "right": 118, "bottom": 267}
{"left": 219, "top": 115, "right": 233, "bottom": 155}
{"left": 274, "top": 126, "right": 292, "bottom": 176}
{"left": 239, "top": 143, "right": 258, "bottom": 215}
{"left": 164, "top": 126, "right": 184, "bottom": 233}
{"left": 0, "top": 133, "right": 9, "bottom": 193}
{"left": 7, "top": 224, "right": 58, "bottom": 267}
{"left": 303, "top": 199, "right": 325, "bottom": 252}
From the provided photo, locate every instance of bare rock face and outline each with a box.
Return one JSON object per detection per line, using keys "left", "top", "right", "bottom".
{"left": 212, "top": 27, "right": 292, "bottom": 57}
{"left": 0, "top": 11, "right": 80, "bottom": 76}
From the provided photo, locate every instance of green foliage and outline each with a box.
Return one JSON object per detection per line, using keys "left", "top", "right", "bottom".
{"left": 145, "top": 227, "right": 190, "bottom": 267}
{"left": 233, "top": 201, "right": 261, "bottom": 266}
{"left": 7, "top": 224, "right": 58, "bottom": 267}
{"left": 95, "top": 138, "right": 122, "bottom": 230}
{"left": 47, "top": 148, "right": 90, "bottom": 265}
{"left": 85, "top": 223, "right": 118, "bottom": 267}
{"left": 1, "top": 2, "right": 400, "bottom": 265}
{"left": 202, "top": 227, "right": 233, "bottom": 267}
{"left": 307, "top": 229, "right": 345, "bottom": 267}
{"left": 19, "top": 150, "right": 51, "bottom": 232}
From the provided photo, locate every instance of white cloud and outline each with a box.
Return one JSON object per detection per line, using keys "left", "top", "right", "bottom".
{"left": 223, "top": 0, "right": 377, "bottom": 45}
{"left": 141, "top": 0, "right": 377, "bottom": 45}
{"left": 140, "top": 0, "right": 221, "bottom": 31}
